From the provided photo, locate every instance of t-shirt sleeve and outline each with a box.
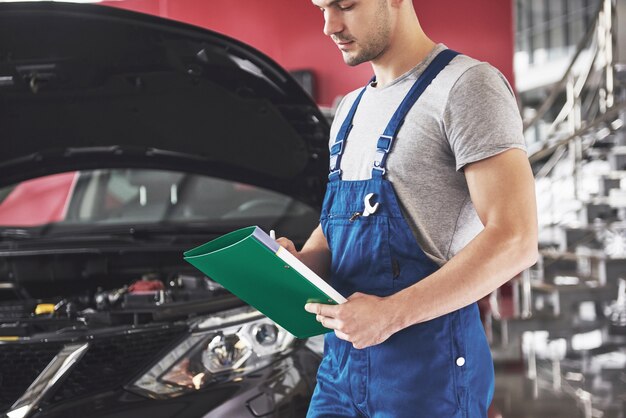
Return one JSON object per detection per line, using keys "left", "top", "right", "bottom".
{"left": 443, "top": 63, "right": 527, "bottom": 172}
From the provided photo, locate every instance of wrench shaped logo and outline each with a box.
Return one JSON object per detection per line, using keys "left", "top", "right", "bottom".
{"left": 362, "top": 193, "right": 380, "bottom": 217}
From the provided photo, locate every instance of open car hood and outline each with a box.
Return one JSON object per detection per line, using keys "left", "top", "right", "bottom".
{"left": 0, "top": 2, "right": 330, "bottom": 208}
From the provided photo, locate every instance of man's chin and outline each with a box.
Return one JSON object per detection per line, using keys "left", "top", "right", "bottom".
{"left": 342, "top": 52, "right": 366, "bottom": 67}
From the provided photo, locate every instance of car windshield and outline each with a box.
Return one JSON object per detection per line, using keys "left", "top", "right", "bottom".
{"left": 0, "top": 169, "right": 318, "bottom": 230}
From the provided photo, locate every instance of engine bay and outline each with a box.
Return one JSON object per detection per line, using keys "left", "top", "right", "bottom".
{"left": 0, "top": 246, "right": 244, "bottom": 339}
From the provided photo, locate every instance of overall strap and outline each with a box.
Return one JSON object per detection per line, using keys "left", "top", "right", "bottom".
{"left": 372, "top": 49, "right": 460, "bottom": 178}
{"left": 328, "top": 81, "right": 371, "bottom": 182}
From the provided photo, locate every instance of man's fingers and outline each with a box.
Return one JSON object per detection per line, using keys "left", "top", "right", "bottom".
{"left": 304, "top": 303, "right": 320, "bottom": 314}
{"left": 316, "top": 314, "right": 341, "bottom": 330}
{"left": 275, "top": 237, "right": 294, "bottom": 249}
{"left": 305, "top": 303, "right": 338, "bottom": 317}
{"left": 275, "top": 237, "right": 298, "bottom": 256}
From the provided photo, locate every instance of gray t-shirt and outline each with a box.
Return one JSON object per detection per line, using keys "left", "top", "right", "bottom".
{"left": 329, "top": 44, "right": 527, "bottom": 266}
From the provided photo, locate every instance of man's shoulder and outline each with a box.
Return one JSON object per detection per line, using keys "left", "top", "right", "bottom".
{"left": 449, "top": 52, "right": 484, "bottom": 71}
{"left": 446, "top": 54, "right": 514, "bottom": 95}
{"left": 330, "top": 87, "right": 363, "bottom": 127}
{"left": 340, "top": 87, "right": 364, "bottom": 106}
{"left": 442, "top": 53, "right": 493, "bottom": 83}
{"left": 412, "top": 48, "right": 513, "bottom": 100}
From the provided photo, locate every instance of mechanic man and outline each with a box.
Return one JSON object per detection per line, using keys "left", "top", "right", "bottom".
{"left": 277, "top": 0, "right": 538, "bottom": 416}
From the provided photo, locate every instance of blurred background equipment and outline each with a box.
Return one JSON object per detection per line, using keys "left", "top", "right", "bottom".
{"left": 485, "top": 1, "right": 626, "bottom": 417}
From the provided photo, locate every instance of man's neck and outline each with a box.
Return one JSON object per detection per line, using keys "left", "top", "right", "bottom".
{"left": 370, "top": 29, "right": 436, "bottom": 88}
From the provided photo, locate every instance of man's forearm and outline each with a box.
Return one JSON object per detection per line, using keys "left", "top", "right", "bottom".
{"left": 387, "top": 225, "right": 538, "bottom": 333}
{"left": 386, "top": 149, "right": 539, "bottom": 333}
{"left": 298, "top": 224, "right": 332, "bottom": 280}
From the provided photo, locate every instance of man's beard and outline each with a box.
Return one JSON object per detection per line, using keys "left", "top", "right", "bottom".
{"left": 343, "top": 2, "right": 390, "bottom": 66}
{"left": 343, "top": 36, "right": 388, "bottom": 66}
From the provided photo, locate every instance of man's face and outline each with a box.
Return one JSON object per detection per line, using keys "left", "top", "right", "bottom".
{"left": 312, "top": 0, "right": 391, "bottom": 66}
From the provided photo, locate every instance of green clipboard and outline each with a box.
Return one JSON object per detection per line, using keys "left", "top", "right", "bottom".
{"left": 183, "top": 226, "right": 347, "bottom": 339}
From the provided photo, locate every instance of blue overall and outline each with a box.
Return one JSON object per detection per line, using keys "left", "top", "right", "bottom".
{"left": 307, "top": 50, "right": 495, "bottom": 418}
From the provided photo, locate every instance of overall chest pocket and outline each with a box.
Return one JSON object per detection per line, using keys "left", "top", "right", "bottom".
{"left": 324, "top": 214, "right": 394, "bottom": 297}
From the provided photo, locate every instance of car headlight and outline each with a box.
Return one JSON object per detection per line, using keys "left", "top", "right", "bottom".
{"left": 128, "top": 307, "right": 295, "bottom": 399}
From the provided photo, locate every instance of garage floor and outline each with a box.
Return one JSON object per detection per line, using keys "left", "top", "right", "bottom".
{"left": 491, "top": 364, "right": 626, "bottom": 418}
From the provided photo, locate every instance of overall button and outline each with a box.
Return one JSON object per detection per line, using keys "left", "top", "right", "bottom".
{"left": 456, "top": 357, "right": 466, "bottom": 367}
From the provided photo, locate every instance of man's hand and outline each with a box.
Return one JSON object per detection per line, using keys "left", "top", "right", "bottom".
{"left": 275, "top": 237, "right": 300, "bottom": 258}
{"left": 275, "top": 225, "right": 331, "bottom": 279}
{"left": 305, "top": 292, "right": 398, "bottom": 349}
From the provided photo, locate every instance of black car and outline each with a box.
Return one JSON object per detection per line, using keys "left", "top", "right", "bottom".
{"left": 0, "top": 2, "right": 330, "bottom": 417}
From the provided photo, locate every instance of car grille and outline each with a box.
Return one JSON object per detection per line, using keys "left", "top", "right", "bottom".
{"left": 0, "top": 341, "right": 64, "bottom": 411}
{"left": 0, "top": 325, "right": 186, "bottom": 412}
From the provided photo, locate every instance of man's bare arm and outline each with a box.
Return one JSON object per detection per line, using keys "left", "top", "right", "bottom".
{"left": 304, "top": 148, "right": 538, "bottom": 349}
{"left": 276, "top": 224, "right": 331, "bottom": 280}
{"left": 387, "top": 148, "right": 538, "bottom": 331}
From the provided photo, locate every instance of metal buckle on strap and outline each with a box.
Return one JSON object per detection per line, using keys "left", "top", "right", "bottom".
{"left": 372, "top": 165, "right": 386, "bottom": 176}
{"left": 377, "top": 135, "right": 393, "bottom": 152}
{"left": 328, "top": 169, "right": 342, "bottom": 180}
{"left": 330, "top": 140, "right": 344, "bottom": 156}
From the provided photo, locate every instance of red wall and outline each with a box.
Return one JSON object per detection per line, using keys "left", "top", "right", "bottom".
{"left": 100, "top": 0, "right": 515, "bottom": 107}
